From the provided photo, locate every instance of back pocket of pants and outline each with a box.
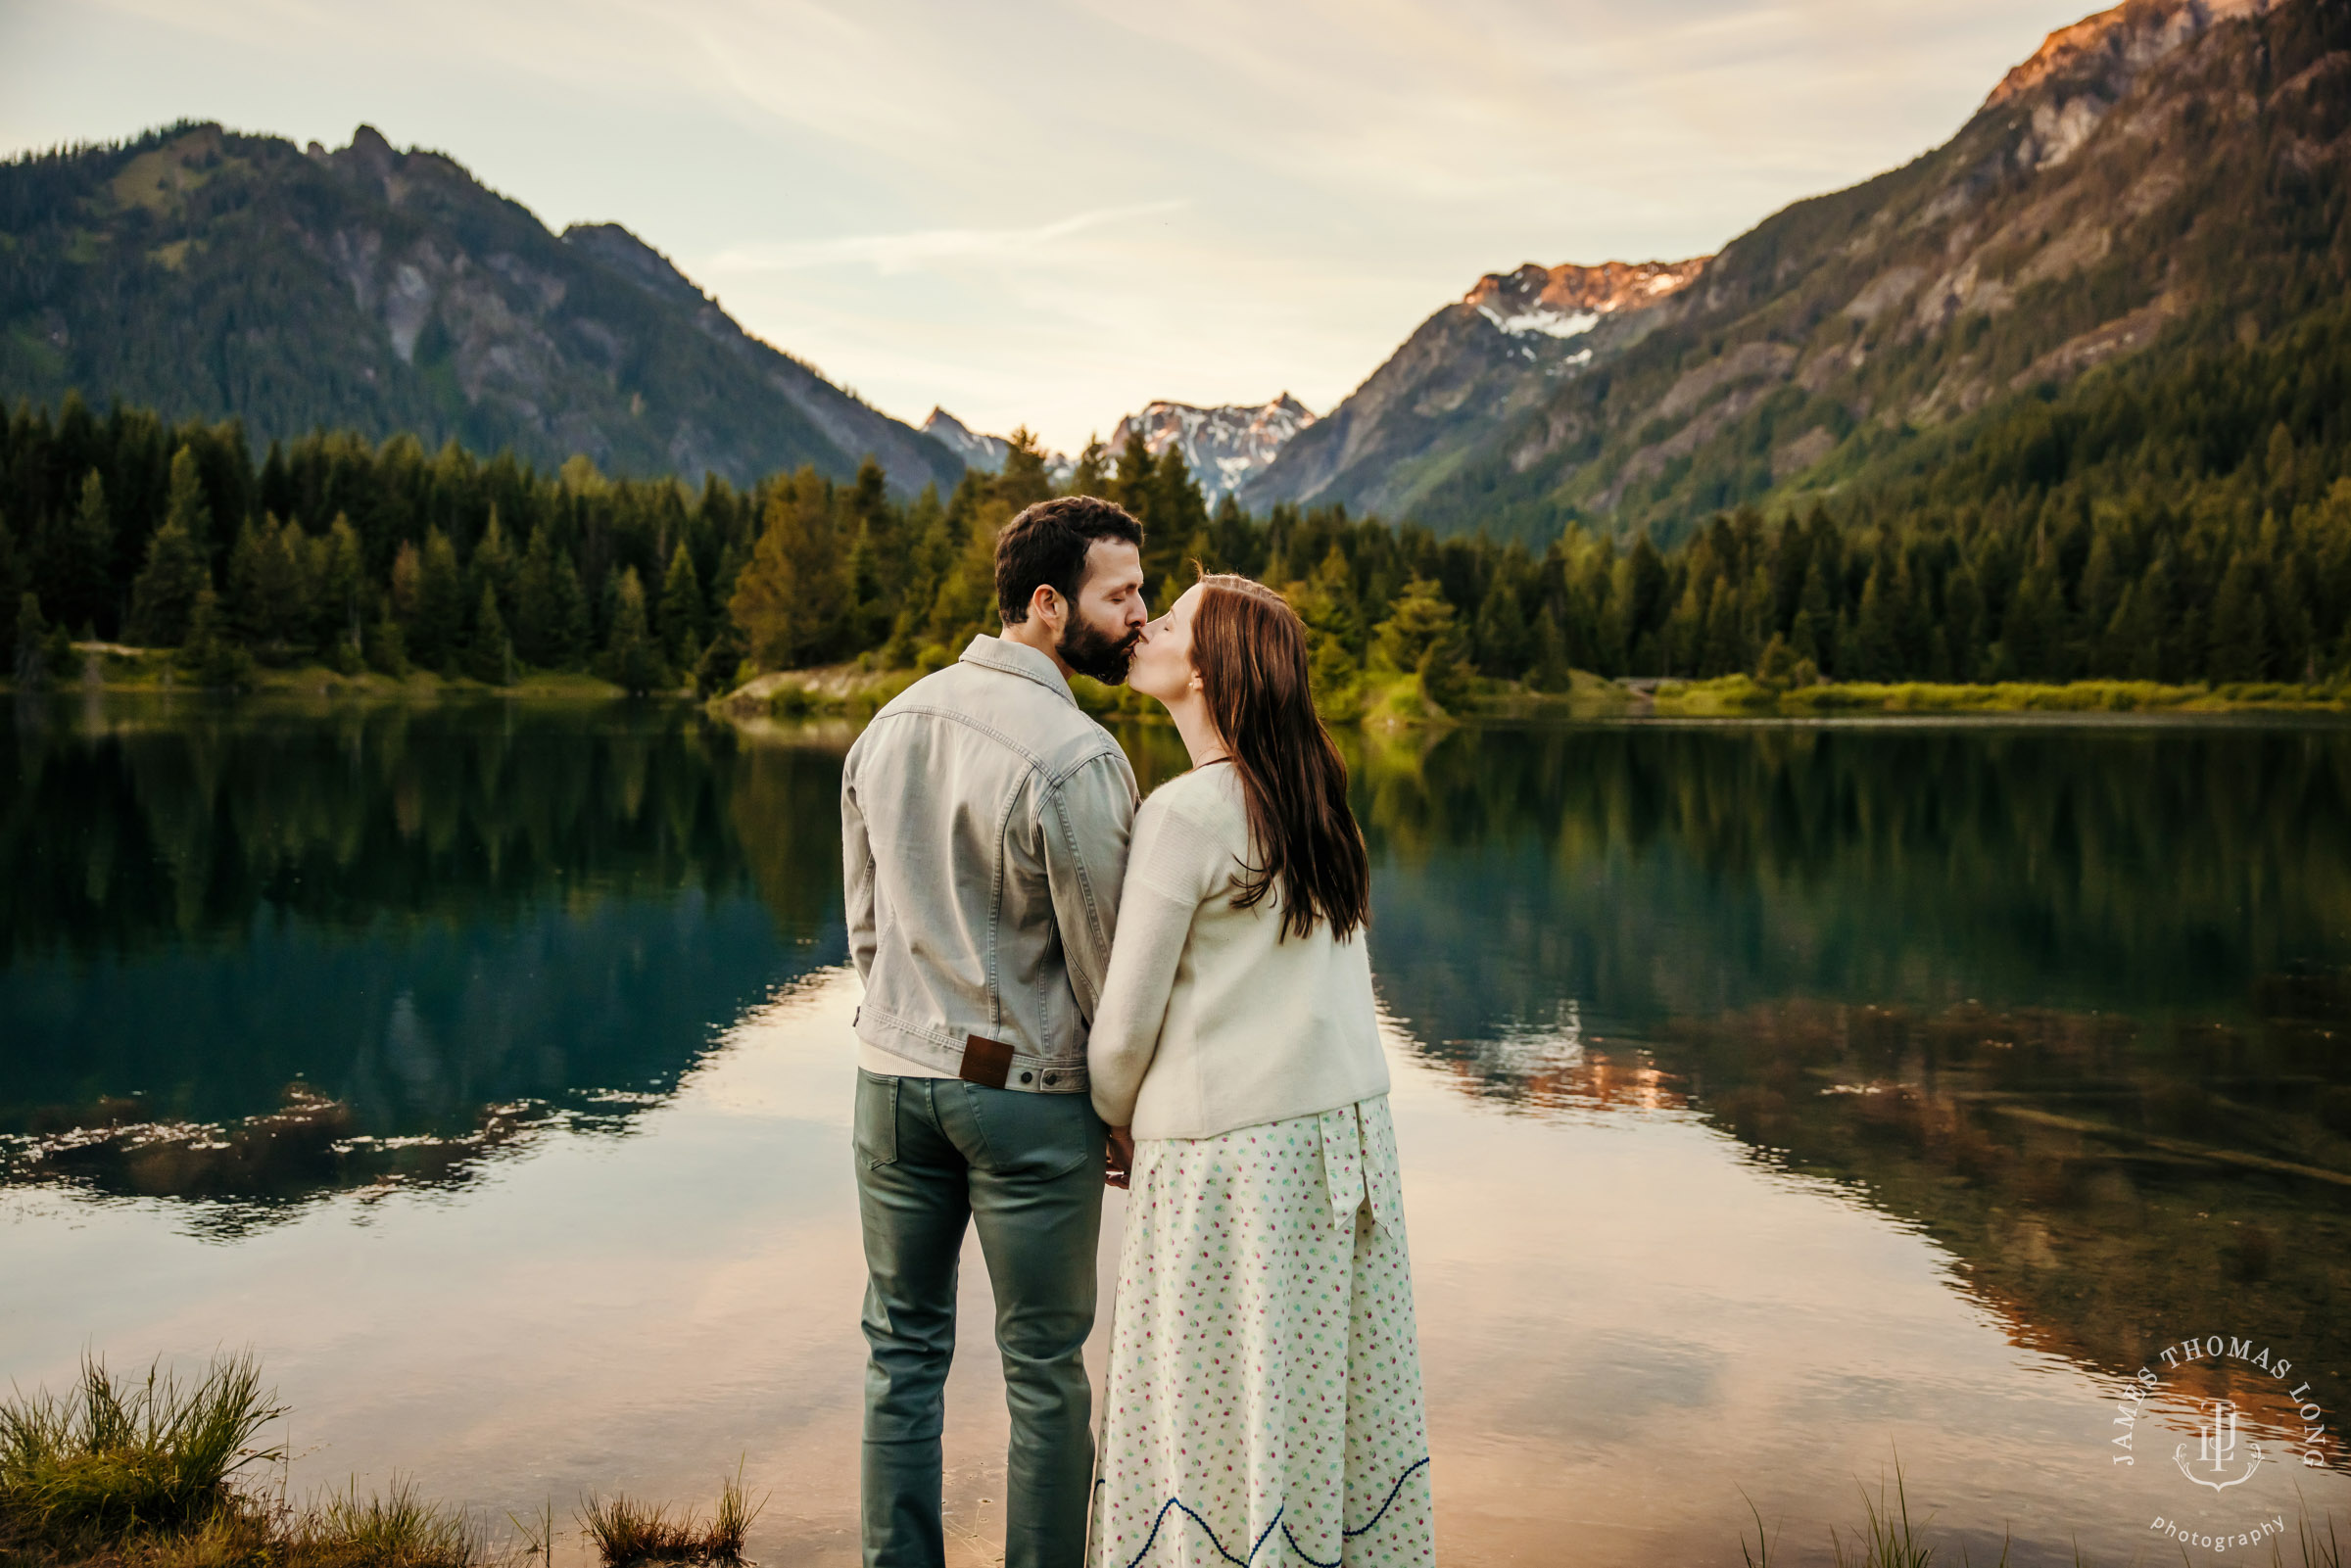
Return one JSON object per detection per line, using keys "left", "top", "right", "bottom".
{"left": 964, "top": 1085, "right": 1098, "bottom": 1179}
{"left": 853, "top": 1070, "right": 899, "bottom": 1168}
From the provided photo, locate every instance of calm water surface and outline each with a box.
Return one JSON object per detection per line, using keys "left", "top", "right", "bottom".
{"left": 5, "top": 697, "right": 2349, "bottom": 1566}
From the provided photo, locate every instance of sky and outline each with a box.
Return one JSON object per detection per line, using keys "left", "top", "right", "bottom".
{"left": 0, "top": 0, "right": 2097, "bottom": 453}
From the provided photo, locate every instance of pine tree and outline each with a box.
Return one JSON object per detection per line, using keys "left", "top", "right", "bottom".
{"left": 227, "top": 513, "right": 309, "bottom": 658}
{"left": 1792, "top": 553, "right": 1833, "bottom": 666}
{"left": 1529, "top": 603, "right": 1571, "bottom": 692}
{"left": 1662, "top": 580, "right": 1703, "bottom": 676}
{"left": 2105, "top": 583, "right": 2159, "bottom": 680}
{"left": 2003, "top": 551, "right": 2065, "bottom": 679}
{"left": 57, "top": 471, "right": 116, "bottom": 638}
{"left": 993, "top": 428, "right": 1054, "bottom": 512}
{"left": 178, "top": 585, "right": 252, "bottom": 689}
{"left": 389, "top": 541, "right": 422, "bottom": 626}
{"left": 1067, "top": 439, "right": 1109, "bottom": 499}
{"left": 730, "top": 473, "right": 851, "bottom": 669}
{"left": 125, "top": 518, "right": 209, "bottom": 646}
{"left": 1110, "top": 432, "right": 1155, "bottom": 522}
{"left": 365, "top": 598, "right": 409, "bottom": 677}
{"left": 318, "top": 515, "right": 365, "bottom": 662}
{"left": 1944, "top": 566, "right": 1988, "bottom": 680}
{"left": 1287, "top": 545, "right": 1366, "bottom": 715}
{"left": 2208, "top": 553, "right": 2271, "bottom": 682}
{"left": 1474, "top": 575, "right": 1530, "bottom": 677}
{"left": 1375, "top": 576, "right": 1466, "bottom": 706}
{"left": 1701, "top": 575, "right": 1747, "bottom": 676}
{"left": 658, "top": 541, "right": 705, "bottom": 671}
{"left": 163, "top": 446, "right": 215, "bottom": 563}
{"left": 514, "top": 523, "right": 559, "bottom": 666}
{"left": 605, "top": 566, "right": 667, "bottom": 694}
{"left": 468, "top": 583, "right": 514, "bottom": 686}
{"left": 695, "top": 627, "right": 746, "bottom": 698}
{"left": 1143, "top": 447, "right": 1210, "bottom": 604}
{"left": 410, "top": 527, "right": 466, "bottom": 671}
{"left": 842, "top": 456, "right": 898, "bottom": 647}
{"left": 471, "top": 509, "right": 518, "bottom": 628}
{"left": 552, "top": 549, "right": 590, "bottom": 668}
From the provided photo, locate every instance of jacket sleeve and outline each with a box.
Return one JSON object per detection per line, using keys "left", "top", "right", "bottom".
{"left": 1087, "top": 793, "right": 1215, "bottom": 1127}
{"left": 1039, "top": 747, "right": 1140, "bottom": 1023}
{"left": 841, "top": 750, "right": 878, "bottom": 983}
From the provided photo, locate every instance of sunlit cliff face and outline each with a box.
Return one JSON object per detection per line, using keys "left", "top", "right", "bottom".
{"left": 1461, "top": 258, "right": 1711, "bottom": 340}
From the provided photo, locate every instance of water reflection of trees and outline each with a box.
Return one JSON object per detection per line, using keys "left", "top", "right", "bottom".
{"left": 2, "top": 701, "right": 805, "bottom": 958}
{"left": 1345, "top": 721, "right": 2351, "bottom": 1445}
{"left": 0, "top": 703, "right": 855, "bottom": 1215}
{"left": 1356, "top": 723, "right": 2351, "bottom": 1048}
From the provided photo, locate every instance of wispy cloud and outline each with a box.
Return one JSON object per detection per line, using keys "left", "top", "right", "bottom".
{"left": 707, "top": 201, "right": 1189, "bottom": 275}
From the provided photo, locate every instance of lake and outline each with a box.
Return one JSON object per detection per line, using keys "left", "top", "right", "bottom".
{"left": 5, "top": 695, "right": 2349, "bottom": 1566}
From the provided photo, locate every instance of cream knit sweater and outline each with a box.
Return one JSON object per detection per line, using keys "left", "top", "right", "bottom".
{"left": 1086, "top": 762, "right": 1389, "bottom": 1140}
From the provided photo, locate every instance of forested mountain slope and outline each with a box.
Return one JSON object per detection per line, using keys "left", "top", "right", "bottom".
{"left": 0, "top": 123, "right": 963, "bottom": 495}
{"left": 1290, "top": 0, "right": 2351, "bottom": 546}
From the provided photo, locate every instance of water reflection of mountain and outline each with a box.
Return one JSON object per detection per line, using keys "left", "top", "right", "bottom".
{"left": 1, "top": 700, "right": 852, "bottom": 1215}
{"left": 1650, "top": 994, "right": 2351, "bottom": 1469}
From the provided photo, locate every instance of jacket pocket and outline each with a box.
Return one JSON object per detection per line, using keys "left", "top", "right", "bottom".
{"left": 964, "top": 1084, "right": 1100, "bottom": 1180}
{"left": 853, "top": 1069, "right": 899, "bottom": 1169}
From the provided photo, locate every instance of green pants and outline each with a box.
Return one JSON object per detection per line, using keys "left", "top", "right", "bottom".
{"left": 853, "top": 1069, "right": 1105, "bottom": 1568}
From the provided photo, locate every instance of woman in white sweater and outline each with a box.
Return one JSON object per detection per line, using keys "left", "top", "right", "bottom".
{"left": 1085, "top": 573, "right": 1433, "bottom": 1568}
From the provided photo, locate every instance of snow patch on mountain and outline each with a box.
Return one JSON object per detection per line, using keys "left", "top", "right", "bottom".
{"left": 1476, "top": 305, "right": 1602, "bottom": 340}
{"left": 1107, "top": 394, "right": 1318, "bottom": 503}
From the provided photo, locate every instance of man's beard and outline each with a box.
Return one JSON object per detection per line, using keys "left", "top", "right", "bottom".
{"left": 1059, "top": 617, "right": 1140, "bottom": 685}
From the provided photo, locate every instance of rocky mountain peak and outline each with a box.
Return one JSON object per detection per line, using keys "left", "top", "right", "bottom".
{"left": 1463, "top": 259, "right": 1711, "bottom": 339}
{"left": 1983, "top": 0, "right": 2275, "bottom": 111}
{"left": 921, "top": 406, "right": 1011, "bottom": 472}
{"left": 1110, "top": 396, "right": 1319, "bottom": 504}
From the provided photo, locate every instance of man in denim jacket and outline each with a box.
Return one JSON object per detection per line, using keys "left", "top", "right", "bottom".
{"left": 840, "top": 496, "right": 1147, "bottom": 1568}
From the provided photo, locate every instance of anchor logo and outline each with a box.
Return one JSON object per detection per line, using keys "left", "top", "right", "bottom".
{"left": 2174, "top": 1398, "right": 2264, "bottom": 1492}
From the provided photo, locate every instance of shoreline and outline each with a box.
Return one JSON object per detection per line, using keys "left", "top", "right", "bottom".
{"left": 3, "top": 643, "right": 650, "bottom": 703}
{"left": 708, "top": 662, "right": 2351, "bottom": 729}
{"left": 15, "top": 650, "right": 2350, "bottom": 728}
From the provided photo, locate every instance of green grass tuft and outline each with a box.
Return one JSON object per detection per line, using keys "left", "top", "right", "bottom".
{"left": 291, "top": 1474, "right": 486, "bottom": 1567}
{"left": 0, "top": 1352, "right": 285, "bottom": 1549}
{"left": 578, "top": 1461, "right": 762, "bottom": 1567}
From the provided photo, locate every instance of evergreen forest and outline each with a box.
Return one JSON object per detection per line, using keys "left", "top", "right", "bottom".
{"left": 5, "top": 292, "right": 2351, "bottom": 708}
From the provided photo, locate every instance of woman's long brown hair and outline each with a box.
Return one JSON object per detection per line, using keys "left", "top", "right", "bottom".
{"left": 1189, "top": 573, "right": 1370, "bottom": 941}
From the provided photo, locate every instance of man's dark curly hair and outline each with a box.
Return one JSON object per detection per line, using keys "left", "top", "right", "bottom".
{"left": 994, "top": 496, "right": 1145, "bottom": 625}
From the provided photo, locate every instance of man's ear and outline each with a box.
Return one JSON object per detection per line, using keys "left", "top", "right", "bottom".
{"left": 1031, "top": 583, "right": 1065, "bottom": 631}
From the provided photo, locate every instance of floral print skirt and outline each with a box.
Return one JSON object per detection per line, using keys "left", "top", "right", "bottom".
{"left": 1087, "top": 1095, "right": 1434, "bottom": 1568}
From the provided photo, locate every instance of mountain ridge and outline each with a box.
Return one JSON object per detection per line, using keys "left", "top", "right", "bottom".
{"left": 1241, "top": 259, "right": 1704, "bottom": 520}
{"left": 1253, "top": 0, "right": 2348, "bottom": 544}
{"left": 0, "top": 122, "right": 964, "bottom": 495}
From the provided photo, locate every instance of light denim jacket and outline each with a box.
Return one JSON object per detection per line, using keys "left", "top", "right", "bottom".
{"left": 840, "top": 634, "right": 1140, "bottom": 1093}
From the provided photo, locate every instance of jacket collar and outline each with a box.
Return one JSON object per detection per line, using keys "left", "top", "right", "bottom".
{"left": 960, "top": 632, "right": 1077, "bottom": 707}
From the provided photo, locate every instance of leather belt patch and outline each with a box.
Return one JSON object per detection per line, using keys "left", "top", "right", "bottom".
{"left": 959, "top": 1033, "right": 1014, "bottom": 1089}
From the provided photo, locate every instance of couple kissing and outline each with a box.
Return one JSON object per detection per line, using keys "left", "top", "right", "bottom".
{"left": 840, "top": 496, "right": 1434, "bottom": 1568}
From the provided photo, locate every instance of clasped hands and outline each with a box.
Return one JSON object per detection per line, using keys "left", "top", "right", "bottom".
{"left": 1104, "top": 1124, "right": 1135, "bottom": 1189}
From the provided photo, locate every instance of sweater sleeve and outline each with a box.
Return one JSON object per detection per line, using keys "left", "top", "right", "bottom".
{"left": 1086, "top": 784, "right": 1225, "bottom": 1126}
